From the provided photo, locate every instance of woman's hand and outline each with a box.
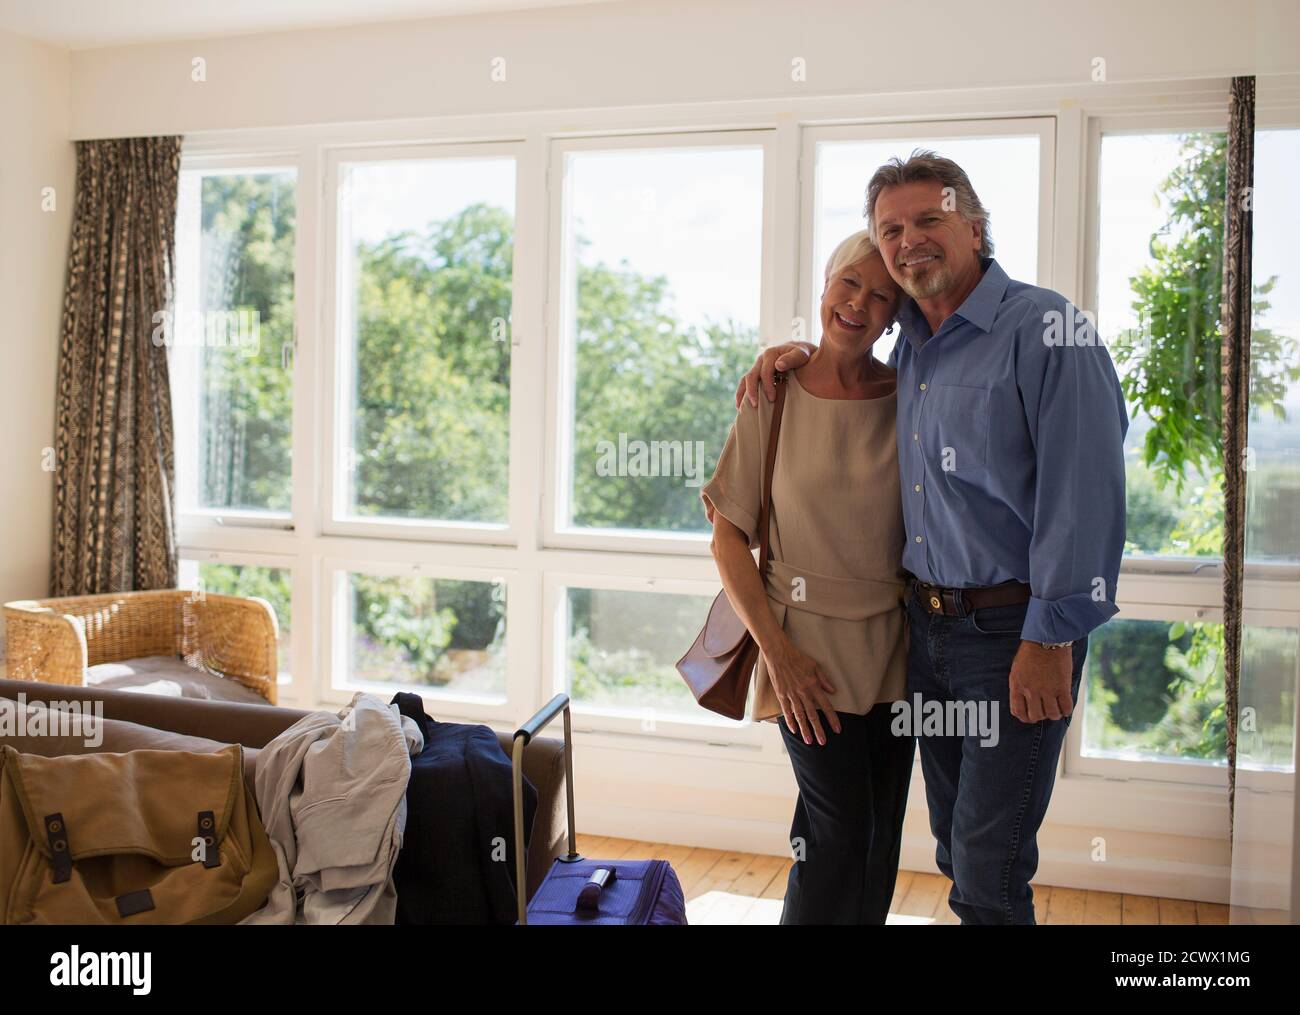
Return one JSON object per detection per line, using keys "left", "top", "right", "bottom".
{"left": 735, "top": 342, "right": 816, "bottom": 409}
{"left": 764, "top": 637, "right": 840, "bottom": 745}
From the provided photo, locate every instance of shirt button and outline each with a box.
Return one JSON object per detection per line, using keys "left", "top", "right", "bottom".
{"left": 912, "top": 433, "right": 919, "bottom": 441}
{"left": 915, "top": 535, "right": 923, "bottom": 543}
{"left": 914, "top": 484, "right": 921, "bottom": 492}
{"left": 919, "top": 383, "right": 927, "bottom": 390}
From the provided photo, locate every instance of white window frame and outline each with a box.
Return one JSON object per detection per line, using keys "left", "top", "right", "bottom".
{"left": 543, "top": 129, "right": 781, "bottom": 557}
{"left": 321, "top": 554, "right": 525, "bottom": 724}
{"left": 542, "top": 570, "right": 778, "bottom": 750}
{"left": 173, "top": 152, "right": 305, "bottom": 534}
{"left": 321, "top": 141, "right": 527, "bottom": 547}
{"left": 178, "top": 548, "right": 301, "bottom": 701}
{"left": 1075, "top": 113, "right": 1300, "bottom": 787}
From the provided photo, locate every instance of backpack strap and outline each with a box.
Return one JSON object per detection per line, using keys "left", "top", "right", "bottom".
{"left": 44, "top": 813, "right": 72, "bottom": 883}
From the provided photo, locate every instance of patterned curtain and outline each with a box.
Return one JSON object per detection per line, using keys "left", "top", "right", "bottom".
{"left": 1220, "top": 77, "right": 1255, "bottom": 828}
{"left": 50, "top": 137, "right": 183, "bottom": 596}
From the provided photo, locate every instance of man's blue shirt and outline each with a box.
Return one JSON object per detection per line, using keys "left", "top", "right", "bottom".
{"left": 888, "top": 257, "right": 1129, "bottom": 643}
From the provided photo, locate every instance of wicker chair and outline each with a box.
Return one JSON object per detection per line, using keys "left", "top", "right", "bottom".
{"left": 3, "top": 590, "right": 279, "bottom": 705}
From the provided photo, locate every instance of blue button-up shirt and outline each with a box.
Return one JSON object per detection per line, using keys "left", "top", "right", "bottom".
{"left": 888, "top": 258, "right": 1129, "bottom": 644}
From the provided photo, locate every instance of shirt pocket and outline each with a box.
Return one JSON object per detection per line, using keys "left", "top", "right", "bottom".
{"left": 922, "top": 383, "right": 990, "bottom": 473}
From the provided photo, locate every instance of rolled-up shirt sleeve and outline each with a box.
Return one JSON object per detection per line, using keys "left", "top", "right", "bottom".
{"left": 1017, "top": 300, "right": 1130, "bottom": 644}
{"left": 701, "top": 399, "right": 766, "bottom": 550}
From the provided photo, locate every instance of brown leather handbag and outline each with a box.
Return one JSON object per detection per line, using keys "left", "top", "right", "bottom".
{"left": 677, "top": 375, "right": 787, "bottom": 720}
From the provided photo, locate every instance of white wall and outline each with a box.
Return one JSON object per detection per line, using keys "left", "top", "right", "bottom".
{"left": 0, "top": 30, "right": 74, "bottom": 647}
{"left": 67, "top": 0, "right": 1300, "bottom": 138}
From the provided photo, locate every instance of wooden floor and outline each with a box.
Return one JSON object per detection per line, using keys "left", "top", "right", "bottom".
{"left": 575, "top": 834, "right": 1231, "bottom": 925}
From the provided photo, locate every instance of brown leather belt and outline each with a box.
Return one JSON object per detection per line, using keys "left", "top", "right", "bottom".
{"left": 909, "top": 578, "right": 1031, "bottom": 617}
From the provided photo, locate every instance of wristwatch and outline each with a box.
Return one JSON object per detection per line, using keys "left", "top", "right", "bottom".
{"left": 1037, "top": 641, "right": 1073, "bottom": 650}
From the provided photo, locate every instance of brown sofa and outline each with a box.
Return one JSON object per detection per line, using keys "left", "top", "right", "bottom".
{"left": 0, "top": 678, "right": 569, "bottom": 903}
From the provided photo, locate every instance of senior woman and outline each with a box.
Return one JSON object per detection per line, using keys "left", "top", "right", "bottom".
{"left": 701, "top": 229, "right": 913, "bottom": 925}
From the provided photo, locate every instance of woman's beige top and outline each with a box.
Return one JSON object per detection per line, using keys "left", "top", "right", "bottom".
{"left": 701, "top": 370, "right": 907, "bottom": 723}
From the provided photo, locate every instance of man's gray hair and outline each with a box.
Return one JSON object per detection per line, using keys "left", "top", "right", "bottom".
{"left": 865, "top": 149, "right": 993, "bottom": 258}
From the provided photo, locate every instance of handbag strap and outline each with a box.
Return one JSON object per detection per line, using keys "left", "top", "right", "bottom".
{"left": 756, "top": 373, "right": 788, "bottom": 575}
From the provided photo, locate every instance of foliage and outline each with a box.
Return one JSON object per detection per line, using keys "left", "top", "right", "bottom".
{"left": 1111, "top": 133, "right": 1299, "bottom": 495}
{"left": 1094, "top": 133, "right": 1297, "bottom": 761}
{"left": 197, "top": 174, "right": 296, "bottom": 511}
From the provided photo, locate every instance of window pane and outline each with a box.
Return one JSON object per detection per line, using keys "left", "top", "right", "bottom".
{"left": 1246, "top": 128, "right": 1300, "bottom": 563}
{"left": 560, "top": 145, "right": 763, "bottom": 534}
{"left": 174, "top": 169, "right": 296, "bottom": 514}
{"left": 344, "top": 573, "right": 506, "bottom": 699}
{"left": 178, "top": 560, "right": 292, "bottom": 683}
{"left": 1080, "top": 617, "right": 1227, "bottom": 765}
{"left": 813, "top": 133, "right": 1041, "bottom": 344}
{"left": 564, "top": 586, "right": 717, "bottom": 719}
{"left": 1236, "top": 623, "right": 1299, "bottom": 773}
{"left": 1097, "top": 133, "right": 1226, "bottom": 558}
{"left": 338, "top": 157, "right": 514, "bottom": 524}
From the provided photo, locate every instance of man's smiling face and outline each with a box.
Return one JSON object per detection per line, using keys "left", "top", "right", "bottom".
{"left": 872, "top": 180, "right": 983, "bottom": 301}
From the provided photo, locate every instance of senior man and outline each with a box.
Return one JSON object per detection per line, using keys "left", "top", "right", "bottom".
{"left": 737, "top": 150, "right": 1128, "bottom": 924}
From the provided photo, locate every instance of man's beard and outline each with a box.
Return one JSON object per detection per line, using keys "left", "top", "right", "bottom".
{"left": 898, "top": 261, "right": 953, "bottom": 300}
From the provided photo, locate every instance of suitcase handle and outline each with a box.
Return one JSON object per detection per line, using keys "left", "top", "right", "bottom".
{"left": 512, "top": 693, "right": 582, "bottom": 925}
{"left": 576, "top": 866, "right": 615, "bottom": 912}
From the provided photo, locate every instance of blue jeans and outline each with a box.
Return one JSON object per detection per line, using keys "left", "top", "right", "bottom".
{"left": 906, "top": 592, "right": 1087, "bottom": 925}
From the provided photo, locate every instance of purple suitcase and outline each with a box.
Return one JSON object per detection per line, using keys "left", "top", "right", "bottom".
{"left": 511, "top": 694, "right": 688, "bottom": 925}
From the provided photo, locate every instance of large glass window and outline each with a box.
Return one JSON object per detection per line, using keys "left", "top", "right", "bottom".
{"left": 1081, "top": 125, "right": 1299, "bottom": 786}
{"left": 1245, "top": 128, "right": 1300, "bottom": 563}
{"left": 555, "top": 141, "right": 765, "bottom": 537}
{"left": 173, "top": 167, "right": 296, "bottom": 517}
{"left": 339, "top": 572, "right": 507, "bottom": 700}
{"left": 335, "top": 155, "right": 515, "bottom": 527}
{"left": 179, "top": 559, "right": 293, "bottom": 683}
{"left": 1080, "top": 617, "right": 1227, "bottom": 767}
{"left": 1096, "top": 132, "right": 1230, "bottom": 559}
{"left": 562, "top": 586, "right": 716, "bottom": 720}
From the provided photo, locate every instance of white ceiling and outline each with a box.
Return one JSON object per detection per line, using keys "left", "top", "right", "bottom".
{"left": 0, "top": 0, "right": 617, "bottom": 50}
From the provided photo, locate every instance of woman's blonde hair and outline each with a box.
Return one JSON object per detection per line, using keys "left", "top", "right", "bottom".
{"left": 823, "top": 229, "right": 881, "bottom": 284}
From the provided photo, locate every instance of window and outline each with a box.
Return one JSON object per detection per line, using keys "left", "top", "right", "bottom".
{"left": 1237, "top": 126, "right": 1300, "bottom": 783}
{"left": 1078, "top": 121, "right": 1300, "bottom": 787}
{"left": 336, "top": 570, "right": 507, "bottom": 701}
{"left": 173, "top": 165, "right": 296, "bottom": 519}
{"left": 562, "top": 585, "right": 717, "bottom": 720}
{"left": 332, "top": 151, "right": 516, "bottom": 531}
{"left": 178, "top": 558, "right": 293, "bottom": 685}
{"left": 551, "top": 136, "right": 767, "bottom": 541}
{"left": 1236, "top": 622, "right": 1300, "bottom": 772}
{"left": 1246, "top": 128, "right": 1300, "bottom": 564}
{"left": 804, "top": 122, "right": 1049, "bottom": 360}
{"left": 1096, "top": 131, "right": 1227, "bottom": 559}
{"left": 1079, "top": 616, "right": 1226, "bottom": 767}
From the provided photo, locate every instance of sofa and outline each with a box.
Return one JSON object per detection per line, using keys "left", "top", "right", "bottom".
{"left": 0, "top": 678, "right": 570, "bottom": 903}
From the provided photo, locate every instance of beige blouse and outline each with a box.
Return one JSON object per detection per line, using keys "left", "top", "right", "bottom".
{"left": 701, "top": 371, "right": 908, "bottom": 723}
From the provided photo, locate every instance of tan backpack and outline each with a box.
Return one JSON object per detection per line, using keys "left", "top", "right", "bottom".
{"left": 0, "top": 744, "right": 276, "bottom": 924}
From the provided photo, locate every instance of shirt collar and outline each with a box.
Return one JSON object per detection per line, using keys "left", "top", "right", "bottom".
{"left": 896, "top": 257, "right": 1009, "bottom": 342}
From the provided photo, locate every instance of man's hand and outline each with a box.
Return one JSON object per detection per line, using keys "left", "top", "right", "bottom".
{"left": 1008, "top": 642, "right": 1074, "bottom": 723}
{"left": 735, "top": 342, "right": 817, "bottom": 409}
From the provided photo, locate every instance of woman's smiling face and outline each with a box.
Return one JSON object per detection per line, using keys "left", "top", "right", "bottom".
{"left": 819, "top": 252, "right": 900, "bottom": 353}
